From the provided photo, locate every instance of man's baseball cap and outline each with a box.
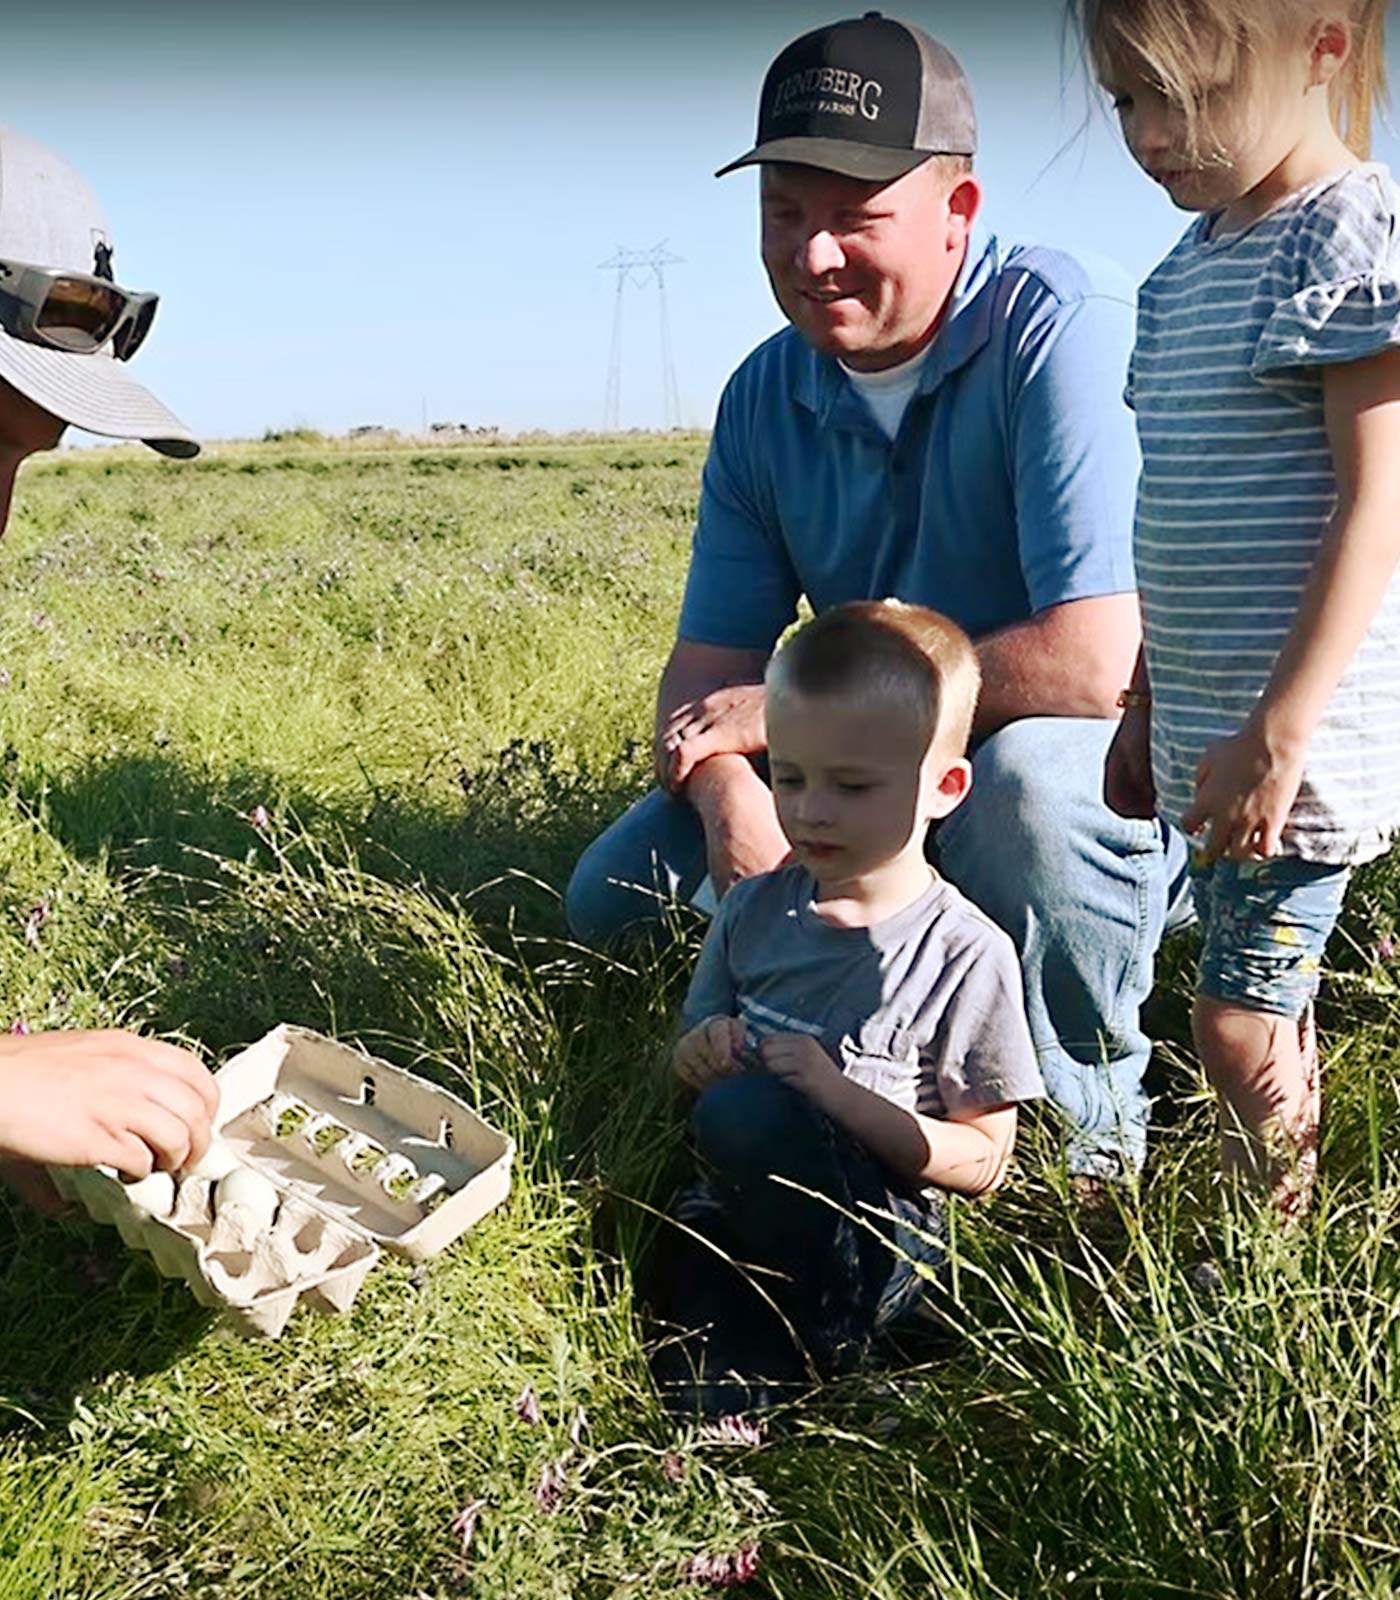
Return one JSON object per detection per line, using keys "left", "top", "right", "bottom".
{"left": 717, "top": 11, "right": 976, "bottom": 183}
{"left": 0, "top": 128, "right": 197, "bottom": 458}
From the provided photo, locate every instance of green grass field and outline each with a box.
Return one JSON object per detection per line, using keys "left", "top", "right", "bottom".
{"left": 3, "top": 434, "right": 1400, "bottom": 1598}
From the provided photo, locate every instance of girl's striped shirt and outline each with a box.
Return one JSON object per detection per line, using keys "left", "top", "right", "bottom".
{"left": 1131, "top": 165, "right": 1400, "bottom": 864}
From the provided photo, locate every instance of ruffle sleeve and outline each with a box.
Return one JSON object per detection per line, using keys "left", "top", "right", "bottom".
{"left": 1253, "top": 167, "right": 1400, "bottom": 385}
{"left": 1253, "top": 269, "right": 1400, "bottom": 379}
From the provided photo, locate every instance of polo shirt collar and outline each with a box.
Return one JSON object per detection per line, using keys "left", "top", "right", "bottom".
{"left": 792, "top": 230, "right": 1001, "bottom": 427}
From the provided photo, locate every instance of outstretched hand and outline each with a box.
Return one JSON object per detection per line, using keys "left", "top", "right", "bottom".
{"left": 1182, "top": 726, "right": 1306, "bottom": 862}
{"left": 0, "top": 1029, "right": 219, "bottom": 1179}
{"left": 659, "top": 684, "right": 767, "bottom": 793}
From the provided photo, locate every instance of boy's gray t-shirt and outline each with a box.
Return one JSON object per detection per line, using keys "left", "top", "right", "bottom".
{"left": 681, "top": 865, "right": 1044, "bottom": 1120}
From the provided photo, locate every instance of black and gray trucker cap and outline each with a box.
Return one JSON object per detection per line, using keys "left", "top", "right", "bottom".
{"left": 717, "top": 11, "right": 977, "bottom": 182}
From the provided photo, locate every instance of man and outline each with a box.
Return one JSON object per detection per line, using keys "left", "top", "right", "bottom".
{"left": 0, "top": 127, "right": 217, "bottom": 1186}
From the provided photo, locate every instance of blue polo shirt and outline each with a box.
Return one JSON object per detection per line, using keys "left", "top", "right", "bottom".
{"left": 678, "top": 234, "right": 1140, "bottom": 650}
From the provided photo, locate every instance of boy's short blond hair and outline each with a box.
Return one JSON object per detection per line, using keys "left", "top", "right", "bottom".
{"left": 1070, "top": 0, "right": 1388, "bottom": 159}
{"left": 765, "top": 600, "right": 981, "bottom": 758}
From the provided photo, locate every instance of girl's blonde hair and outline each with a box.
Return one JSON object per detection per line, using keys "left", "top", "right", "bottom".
{"left": 1070, "top": 0, "right": 1389, "bottom": 158}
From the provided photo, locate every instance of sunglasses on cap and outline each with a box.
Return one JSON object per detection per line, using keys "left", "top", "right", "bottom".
{"left": 0, "top": 257, "right": 157, "bottom": 361}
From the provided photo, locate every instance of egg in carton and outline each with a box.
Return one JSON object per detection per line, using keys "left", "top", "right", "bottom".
{"left": 48, "top": 1023, "right": 514, "bottom": 1337}
{"left": 48, "top": 1144, "right": 380, "bottom": 1339}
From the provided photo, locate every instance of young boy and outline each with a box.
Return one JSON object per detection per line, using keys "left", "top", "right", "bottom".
{"left": 654, "top": 600, "right": 1045, "bottom": 1413}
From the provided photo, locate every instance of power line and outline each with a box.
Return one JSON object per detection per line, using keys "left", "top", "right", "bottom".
{"left": 598, "top": 242, "right": 684, "bottom": 430}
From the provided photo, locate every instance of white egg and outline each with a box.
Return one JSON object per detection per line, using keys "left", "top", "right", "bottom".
{"left": 123, "top": 1170, "right": 176, "bottom": 1218}
{"left": 214, "top": 1167, "right": 280, "bottom": 1236}
{"left": 187, "top": 1137, "right": 240, "bottom": 1183}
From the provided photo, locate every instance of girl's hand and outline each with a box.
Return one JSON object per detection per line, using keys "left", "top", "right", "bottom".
{"left": 1104, "top": 705, "right": 1156, "bottom": 820}
{"left": 672, "top": 1015, "right": 745, "bottom": 1092}
{"left": 1181, "top": 725, "right": 1306, "bottom": 862}
{"left": 759, "top": 1033, "right": 843, "bottom": 1113}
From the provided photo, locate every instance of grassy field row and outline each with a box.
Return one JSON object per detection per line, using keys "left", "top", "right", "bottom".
{"left": 2, "top": 437, "right": 1400, "bottom": 1597}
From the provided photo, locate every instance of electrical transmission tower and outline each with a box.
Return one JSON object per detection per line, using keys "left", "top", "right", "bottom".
{"left": 599, "top": 242, "right": 684, "bottom": 431}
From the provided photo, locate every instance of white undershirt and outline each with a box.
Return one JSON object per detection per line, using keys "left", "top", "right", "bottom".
{"left": 839, "top": 340, "right": 936, "bottom": 441}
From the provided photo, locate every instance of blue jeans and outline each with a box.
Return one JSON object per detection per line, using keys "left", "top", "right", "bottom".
{"left": 686, "top": 1073, "right": 942, "bottom": 1370}
{"left": 567, "top": 718, "right": 1194, "bottom": 1175}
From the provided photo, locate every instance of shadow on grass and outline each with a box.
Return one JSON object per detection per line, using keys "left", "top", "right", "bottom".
{"left": 8, "top": 741, "right": 649, "bottom": 933}
{"left": 0, "top": 1189, "right": 214, "bottom": 1426}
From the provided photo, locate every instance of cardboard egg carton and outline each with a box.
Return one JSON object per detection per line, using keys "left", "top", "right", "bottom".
{"left": 47, "top": 1024, "right": 515, "bottom": 1337}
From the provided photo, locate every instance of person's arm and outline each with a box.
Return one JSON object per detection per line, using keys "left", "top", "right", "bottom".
{"left": 758, "top": 1033, "right": 1015, "bottom": 1193}
{"left": 1103, "top": 644, "right": 1156, "bottom": 819}
{"left": 1182, "top": 345, "right": 1400, "bottom": 860}
{"left": 975, "top": 593, "right": 1141, "bottom": 737}
{"left": 0, "top": 1029, "right": 218, "bottom": 1178}
{"left": 650, "top": 640, "right": 791, "bottom": 894}
{"left": 988, "top": 271, "right": 1141, "bottom": 734}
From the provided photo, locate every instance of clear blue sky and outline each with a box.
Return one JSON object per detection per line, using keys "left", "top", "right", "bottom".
{"left": 8, "top": 1, "right": 1400, "bottom": 440}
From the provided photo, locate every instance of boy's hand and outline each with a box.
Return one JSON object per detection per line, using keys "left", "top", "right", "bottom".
{"left": 759, "top": 1033, "right": 843, "bottom": 1113}
{"left": 1104, "top": 705, "right": 1156, "bottom": 820}
{"left": 0, "top": 1029, "right": 218, "bottom": 1179}
{"left": 1182, "top": 725, "right": 1306, "bottom": 862}
{"left": 673, "top": 1016, "right": 746, "bottom": 1093}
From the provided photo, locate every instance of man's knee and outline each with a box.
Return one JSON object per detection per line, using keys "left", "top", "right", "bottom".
{"left": 948, "top": 718, "right": 1150, "bottom": 886}
{"left": 564, "top": 834, "right": 632, "bottom": 945}
{"left": 691, "top": 1076, "right": 817, "bottom": 1180}
{"left": 968, "top": 718, "right": 1108, "bottom": 841}
{"left": 564, "top": 789, "right": 705, "bottom": 945}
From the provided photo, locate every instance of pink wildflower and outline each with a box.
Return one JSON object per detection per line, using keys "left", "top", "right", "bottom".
{"left": 9, "top": 1019, "right": 28, "bottom": 1036}
{"left": 449, "top": 1498, "right": 484, "bottom": 1556}
{"left": 248, "top": 805, "right": 272, "bottom": 831}
{"left": 661, "top": 1451, "right": 687, "bottom": 1483}
{"left": 1377, "top": 933, "right": 1396, "bottom": 963}
{"left": 684, "top": 1543, "right": 762, "bottom": 1588}
{"left": 700, "top": 1413, "right": 766, "bottom": 1448}
{"left": 534, "top": 1455, "right": 569, "bottom": 1512}
{"left": 513, "top": 1382, "right": 542, "bottom": 1426}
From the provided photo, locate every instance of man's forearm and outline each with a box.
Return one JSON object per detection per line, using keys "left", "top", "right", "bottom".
{"left": 683, "top": 752, "right": 759, "bottom": 818}
{"left": 974, "top": 594, "right": 1141, "bottom": 737}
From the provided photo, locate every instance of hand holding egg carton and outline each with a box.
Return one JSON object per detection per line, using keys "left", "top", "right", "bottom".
{"left": 47, "top": 1025, "right": 514, "bottom": 1337}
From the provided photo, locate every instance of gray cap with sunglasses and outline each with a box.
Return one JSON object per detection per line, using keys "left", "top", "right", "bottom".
{"left": 0, "top": 128, "right": 197, "bottom": 458}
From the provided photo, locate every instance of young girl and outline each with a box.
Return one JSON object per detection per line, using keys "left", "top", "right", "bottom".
{"left": 1078, "top": 0, "right": 1399, "bottom": 1216}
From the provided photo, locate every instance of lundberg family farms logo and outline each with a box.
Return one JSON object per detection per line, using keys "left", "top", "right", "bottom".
{"left": 772, "top": 64, "right": 883, "bottom": 123}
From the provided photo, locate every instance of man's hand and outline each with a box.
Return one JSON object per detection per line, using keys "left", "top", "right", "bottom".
{"left": 1181, "top": 724, "right": 1307, "bottom": 863}
{"left": 673, "top": 1015, "right": 746, "bottom": 1093}
{"left": 652, "top": 640, "right": 770, "bottom": 791}
{"left": 1104, "top": 705, "right": 1156, "bottom": 820}
{"left": 760, "top": 1033, "right": 844, "bottom": 1114}
{"left": 687, "top": 754, "right": 791, "bottom": 894}
{"left": 660, "top": 684, "right": 767, "bottom": 793}
{"left": 0, "top": 1030, "right": 219, "bottom": 1178}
